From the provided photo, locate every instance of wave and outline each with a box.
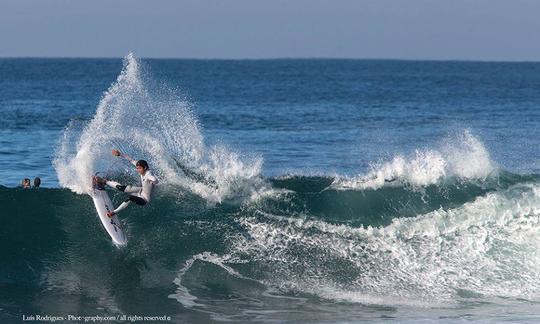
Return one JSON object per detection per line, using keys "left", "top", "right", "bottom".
{"left": 170, "top": 179, "right": 540, "bottom": 312}
{"left": 3, "top": 171, "right": 540, "bottom": 315}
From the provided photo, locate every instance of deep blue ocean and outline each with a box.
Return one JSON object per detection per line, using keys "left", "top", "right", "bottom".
{"left": 2, "top": 55, "right": 540, "bottom": 322}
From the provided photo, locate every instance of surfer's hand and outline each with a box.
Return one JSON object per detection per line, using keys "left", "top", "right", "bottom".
{"left": 112, "top": 149, "right": 121, "bottom": 157}
{"left": 107, "top": 211, "right": 116, "bottom": 218}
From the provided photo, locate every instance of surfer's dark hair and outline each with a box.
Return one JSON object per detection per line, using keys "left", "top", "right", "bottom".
{"left": 136, "top": 160, "right": 149, "bottom": 170}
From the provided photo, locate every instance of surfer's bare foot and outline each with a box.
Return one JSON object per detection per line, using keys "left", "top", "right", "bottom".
{"left": 93, "top": 176, "right": 106, "bottom": 185}
{"left": 107, "top": 211, "right": 116, "bottom": 218}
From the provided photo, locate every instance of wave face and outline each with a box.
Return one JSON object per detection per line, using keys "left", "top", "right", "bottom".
{"left": 2, "top": 172, "right": 540, "bottom": 322}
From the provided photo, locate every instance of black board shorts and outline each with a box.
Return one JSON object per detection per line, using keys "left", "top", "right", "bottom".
{"left": 127, "top": 195, "right": 147, "bottom": 206}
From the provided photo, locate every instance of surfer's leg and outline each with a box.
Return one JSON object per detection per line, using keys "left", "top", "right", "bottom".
{"left": 107, "top": 195, "right": 147, "bottom": 217}
{"left": 107, "top": 200, "right": 128, "bottom": 217}
{"left": 112, "top": 196, "right": 145, "bottom": 213}
{"left": 106, "top": 180, "right": 127, "bottom": 192}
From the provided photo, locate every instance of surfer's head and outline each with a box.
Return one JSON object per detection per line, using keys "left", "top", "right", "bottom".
{"left": 136, "top": 160, "right": 149, "bottom": 174}
{"left": 21, "top": 178, "right": 31, "bottom": 189}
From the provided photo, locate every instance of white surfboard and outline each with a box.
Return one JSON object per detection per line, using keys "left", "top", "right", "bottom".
{"left": 90, "top": 186, "right": 127, "bottom": 246}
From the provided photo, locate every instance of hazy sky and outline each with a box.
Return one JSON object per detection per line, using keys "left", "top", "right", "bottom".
{"left": 1, "top": 0, "right": 540, "bottom": 60}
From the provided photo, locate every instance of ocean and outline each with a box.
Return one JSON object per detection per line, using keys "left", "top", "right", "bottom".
{"left": 1, "top": 54, "right": 540, "bottom": 322}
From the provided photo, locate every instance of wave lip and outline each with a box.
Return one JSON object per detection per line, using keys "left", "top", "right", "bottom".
{"left": 333, "top": 130, "right": 496, "bottom": 191}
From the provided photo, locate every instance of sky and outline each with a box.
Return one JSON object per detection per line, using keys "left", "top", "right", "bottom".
{"left": 1, "top": 0, "right": 540, "bottom": 61}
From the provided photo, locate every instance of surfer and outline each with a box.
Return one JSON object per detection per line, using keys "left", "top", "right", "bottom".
{"left": 94, "top": 149, "right": 158, "bottom": 217}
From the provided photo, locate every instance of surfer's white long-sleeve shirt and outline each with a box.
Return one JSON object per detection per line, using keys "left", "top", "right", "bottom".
{"left": 104, "top": 156, "right": 159, "bottom": 215}
{"left": 123, "top": 159, "right": 158, "bottom": 202}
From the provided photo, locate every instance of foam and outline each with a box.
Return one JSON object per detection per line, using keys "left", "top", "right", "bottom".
{"left": 230, "top": 182, "right": 540, "bottom": 306}
{"left": 169, "top": 252, "right": 258, "bottom": 308}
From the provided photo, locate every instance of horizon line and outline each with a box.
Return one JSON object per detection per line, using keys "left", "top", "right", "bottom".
{"left": 1, "top": 55, "right": 540, "bottom": 64}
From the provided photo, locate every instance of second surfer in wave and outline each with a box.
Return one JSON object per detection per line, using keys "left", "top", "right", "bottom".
{"left": 93, "top": 149, "right": 158, "bottom": 217}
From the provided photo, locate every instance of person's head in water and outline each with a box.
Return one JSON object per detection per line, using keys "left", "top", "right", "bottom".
{"left": 136, "top": 160, "right": 149, "bottom": 175}
{"left": 21, "top": 178, "right": 31, "bottom": 189}
{"left": 33, "top": 177, "right": 41, "bottom": 188}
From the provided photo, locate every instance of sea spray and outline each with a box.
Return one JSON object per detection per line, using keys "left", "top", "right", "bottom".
{"left": 53, "top": 53, "right": 264, "bottom": 203}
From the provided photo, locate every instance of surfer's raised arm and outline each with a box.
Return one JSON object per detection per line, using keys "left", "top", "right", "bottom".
{"left": 112, "top": 149, "right": 137, "bottom": 166}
